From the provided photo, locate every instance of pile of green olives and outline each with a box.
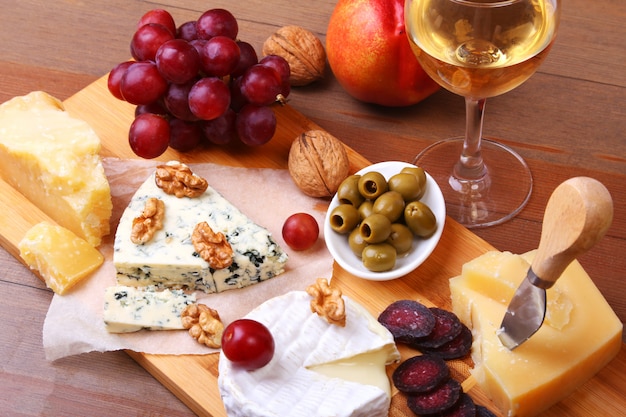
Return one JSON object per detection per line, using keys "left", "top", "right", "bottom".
{"left": 328, "top": 167, "right": 437, "bottom": 272}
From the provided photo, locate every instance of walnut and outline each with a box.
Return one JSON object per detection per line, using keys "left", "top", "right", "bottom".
{"left": 181, "top": 303, "right": 224, "bottom": 348}
{"left": 155, "top": 162, "right": 208, "bottom": 198}
{"left": 131, "top": 197, "right": 165, "bottom": 244}
{"left": 192, "top": 221, "right": 233, "bottom": 269}
{"left": 306, "top": 278, "right": 346, "bottom": 327}
{"left": 262, "top": 25, "right": 326, "bottom": 86}
{"left": 288, "top": 130, "right": 350, "bottom": 198}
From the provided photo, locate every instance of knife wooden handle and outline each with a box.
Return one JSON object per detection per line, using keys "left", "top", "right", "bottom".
{"left": 531, "top": 177, "right": 613, "bottom": 288}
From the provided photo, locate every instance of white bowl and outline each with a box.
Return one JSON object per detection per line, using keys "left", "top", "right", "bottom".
{"left": 324, "top": 161, "right": 446, "bottom": 281}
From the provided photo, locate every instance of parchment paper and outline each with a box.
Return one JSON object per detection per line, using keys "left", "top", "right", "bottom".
{"left": 43, "top": 158, "right": 334, "bottom": 361}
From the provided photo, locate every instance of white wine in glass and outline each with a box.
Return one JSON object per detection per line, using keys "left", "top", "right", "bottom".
{"left": 405, "top": 0, "right": 561, "bottom": 227}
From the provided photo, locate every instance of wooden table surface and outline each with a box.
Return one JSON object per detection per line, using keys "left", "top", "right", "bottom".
{"left": 1, "top": 0, "right": 624, "bottom": 416}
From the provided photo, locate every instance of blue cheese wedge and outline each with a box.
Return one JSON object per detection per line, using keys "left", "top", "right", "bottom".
{"left": 113, "top": 162, "right": 288, "bottom": 293}
{"left": 103, "top": 285, "right": 195, "bottom": 333}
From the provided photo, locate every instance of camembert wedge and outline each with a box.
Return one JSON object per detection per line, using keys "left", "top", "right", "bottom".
{"left": 0, "top": 91, "right": 112, "bottom": 247}
{"left": 450, "top": 250, "right": 623, "bottom": 417}
{"left": 218, "top": 291, "right": 401, "bottom": 417}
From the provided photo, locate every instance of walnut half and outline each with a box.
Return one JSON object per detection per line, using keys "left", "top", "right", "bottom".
{"left": 181, "top": 303, "right": 224, "bottom": 348}
{"left": 155, "top": 162, "right": 208, "bottom": 198}
{"left": 192, "top": 221, "right": 233, "bottom": 269}
{"left": 306, "top": 278, "right": 346, "bottom": 327}
{"left": 131, "top": 197, "right": 165, "bottom": 244}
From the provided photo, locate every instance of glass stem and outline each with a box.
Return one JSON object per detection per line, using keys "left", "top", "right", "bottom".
{"left": 455, "top": 97, "right": 488, "bottom": 180}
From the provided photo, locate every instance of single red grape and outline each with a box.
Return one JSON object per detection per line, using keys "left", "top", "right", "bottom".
{"left": 196, "top": 8, "right": 238, "bottom": 40}
{"left": 155, "top": 39, "right": 200, "bottom": 84}
{"left": 235, "top": 104, "right": 276, "bottom": 146}
{"left": 137, "top": 9, "right": 176, "bottom": 36}
{"left": 231, "top": 41, "right": 258, "bottom": 78}
{"left": 120, "top": 61, "right": 168, "bottom": 105}
{"left": 177, "top": 20, "right": 197, "bottom": 41}
{"left": 130, "top": 23, "right": 174, "bottom": 61}
{"left": 164, "top": 79, "right": 198, "bottom": 121}
{"left": 240, "top": 64, "right": 282, "bottom": 106}
{"left": 199, "top": 35, "right": 241, "bottom": 77}
{"left": 221, "top": 319, "right": 275, "bottom": 370}
{"left": 128, "top": 113, "right": 170, "bottom": 159}
{"left": 107, "top": 61, "right": 134, "bottom": 100}
{"left": 201, "top": 108, "right": 237, "bottom": 145}
{"left": 260, "top": 54, "right": 291, "bottom": 98}
{"left": 188, "top": 77, "right": 231, "bottom": 120}
{"left": 282, "top": 213, "right": 319, "bottom": 251}
{"left": 168, "top": 118, "right": 203, "bottom": 152}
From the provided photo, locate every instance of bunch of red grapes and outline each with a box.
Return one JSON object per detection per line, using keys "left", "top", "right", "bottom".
{"left": 107, "top": 8, "right": 291, "bottom": 159}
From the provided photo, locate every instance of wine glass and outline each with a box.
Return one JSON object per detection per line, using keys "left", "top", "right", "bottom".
{"left": 404, "top": 0, "right": 561, "bottom": 228}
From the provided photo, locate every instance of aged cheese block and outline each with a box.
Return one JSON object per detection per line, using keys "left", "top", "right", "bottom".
{"left": 450, "top": 250, "right": 623, "bottom": 417}
{"left": 18, "top": 221, "right": 104, "bottom": 295}
{"left": 218, "top": 291, "right": 401, "bottom": 417}
{"left": 0, "top": 91, "right": 112, "bottom": 247}
{"left": 114, "top": 162, "right": 288, "bottom": 293}
{"left": 103, "top": 285, "right": 196, "bottom": 333}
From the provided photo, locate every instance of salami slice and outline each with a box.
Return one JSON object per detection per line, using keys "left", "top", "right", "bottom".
{"left": 392, "top": 354, "right": 449, "bottom": 393}
{"left": 378, "top": 300, "right": 436, "bottom": 340}
{"left": 408, "top": 307, "right": 464, "bottom": 349}
{"left": 422, "top": 323, "right": 472, "bottom": 360}
{"left": 406, "top": 378, "right": 462, "bottom": 415}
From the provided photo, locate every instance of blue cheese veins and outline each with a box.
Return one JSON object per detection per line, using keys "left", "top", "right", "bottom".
{"left": 103, "top": 285, "right": 196, "bottom": 333}
{"left": 113, "top": 164, "right": 288, "bottom": 293}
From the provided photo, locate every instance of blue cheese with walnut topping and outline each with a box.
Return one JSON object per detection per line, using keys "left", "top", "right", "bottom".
{"left": 103, "top": 285, "right": 195, "bottom": 333}
{"left": 113, "top": 163, "right": 288, "bottom": 293}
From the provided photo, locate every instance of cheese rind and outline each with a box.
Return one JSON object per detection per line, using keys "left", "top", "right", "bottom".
{"left": 450, "top": 250, "right": 623, "bottom": 417}
{"left": 18, "top": 221, "right": 104, "bottom": 294}
{"left": 218, "top": 291, "right": 400, "bottom": 417}
{"left": 0, "top": 91, "right": 112, "bottom": 247}
{"left": 113, "top": 164, "right": 288, "bottom": 293}
{"left": 103, "top": 285, "right": 196, "bottom": 333}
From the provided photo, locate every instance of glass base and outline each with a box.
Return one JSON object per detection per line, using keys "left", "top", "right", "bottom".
{"left": 413, "top": 137, "right": 532, "bottom": 228}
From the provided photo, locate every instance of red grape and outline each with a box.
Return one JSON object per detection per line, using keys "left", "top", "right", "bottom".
{"left": 196, "top": 8, "right": 238, "bottom": 40}
{"left": 137, "top": 9, "right": 176, "bottom": 36}
{"left": 228, "top": 76, "right": 249, "bottom": 112}
{"left": 231, "top": 41, "right": 258, "bottom": 77}
{"left": 130, "top": 23, "right": 174, "bottom": 61}
{"left": 177, "top": 20, "right": 197, "bottom": 41}
{"left": 188, "top": 77, "right": 231, "bottom": 120}
{"left": 236, "top": 104, "right": 276, "bottom": 146}
{"left": 282, "top": 213, "right": 319, "bottom": 251}
{"left": 120, "top": 61, "right": 168, "bottom": 105}
{"left": 135, "top": 101, "right": 168, "bottom": 117}
{"left": 221, "top": 319, "right": 275, "bottom": 370}
{"left": 164, "top": 79, "right": 198, "bottom": 121}
{"left": 240, "top": 64, "right": 282, "bottom": 106}
{"left": 168, "top": 118, "right": 203, "bottom": 152}
{"left": 201, "top": 108, "right": 237, "bottom": 145}
{"left": 199, "top": 36, "right": 241, "bottom": 77}
{"left": 128, "top": 113, "right": 170, "bottom": 159}
{"left": 155, "top": 39, "right": 200, "bottom": 84}
{"left": 260, "top": 55, "right": 291, "bottom": 97}
{"left": 107, "top": 61, "right": 133, "bottom": 100}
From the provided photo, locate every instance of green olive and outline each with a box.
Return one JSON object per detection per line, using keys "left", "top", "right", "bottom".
{"left": 386, "top": 223, "right": 413, "bottom": 255}
{"left": 359, "top": 213, "right": 392, "bottom": 243}
{"left": 404, "top": 201, "right": 437, "bottom": 238}
{"left": 357, "top": 171, "right": 388, "bottom": 200}
{"left": 329, "top": 204, "right": 360, "bottom": 234}
{"left": 348, "top": 228, "right": 368, "bottom": 257}
{"left": 372, "top": 190, "right": 405, "bottom": 223}
{"left": 388, "top": 172, "right": 424, "bottom": 202}
{"left": 337, "top": 175, "right": 364, "bottom": 207}
{"left": 361, "top": 243, "right": 397, "bottom": 272}
{"left": 401, "top": 166, "right": 427, "bottom": 200}
{"left": 357, "top": 200, "right": 374, "bottom": 221}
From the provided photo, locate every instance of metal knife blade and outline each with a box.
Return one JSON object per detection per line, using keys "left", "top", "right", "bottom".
{"left": 497, "top": 177, "right": 613, "bottom": 351}
{"left": 498, "top": 268, "right": 547, "bottom": 350}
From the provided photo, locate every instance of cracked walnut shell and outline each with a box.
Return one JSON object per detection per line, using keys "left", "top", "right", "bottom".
{"left": 262, "top": 25, "right": 326, "bottom": 86}
{"left": 288, "top": 130, "right": 350, "bottom": 198}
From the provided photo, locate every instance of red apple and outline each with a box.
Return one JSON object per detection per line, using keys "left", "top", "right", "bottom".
{"left": 326, "top": 0, "right": 440, "bottom": 107}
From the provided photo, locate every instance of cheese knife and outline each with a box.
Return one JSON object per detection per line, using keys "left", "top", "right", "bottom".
{"left": 497, "top": 176, "right": 613, "bottom": 350}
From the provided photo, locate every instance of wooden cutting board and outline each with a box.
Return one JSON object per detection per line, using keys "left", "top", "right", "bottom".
{"left": 2, "top": 75, "right": 624, "bottom": 417}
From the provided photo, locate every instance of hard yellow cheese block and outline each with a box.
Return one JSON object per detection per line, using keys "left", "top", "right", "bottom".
{"left": 0, "top": 91, "right": 112, "bottom": 247}
{"left": 19, "top": 221, "right": 104, "bottom": 295}
{"left": 450, "top": 250, "right": 623, "bottom": 417}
